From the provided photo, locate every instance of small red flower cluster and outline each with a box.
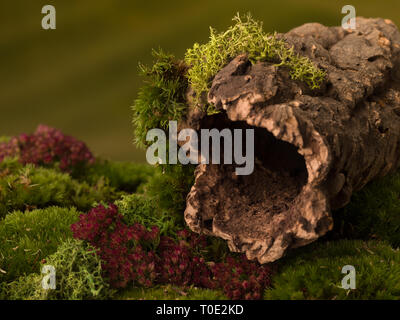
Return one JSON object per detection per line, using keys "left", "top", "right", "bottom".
{"left": 157, "top": 230, "right": 213, "bottom": 288}
{"left": 71, "top": 204, "right": 273, "bottom": 299}
{"left": 210, "top": 256, "right": 271, "bottom": 300}
{"left": 71, "top": 204, "right": 159, "bottom": 288}
{"left": 0, "top": 125, "right": 94, "bottom": 171}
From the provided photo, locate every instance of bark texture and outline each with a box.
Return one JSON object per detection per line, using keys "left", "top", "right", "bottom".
{"left": 182, "top": 17, "right": 400, "bottom": 263}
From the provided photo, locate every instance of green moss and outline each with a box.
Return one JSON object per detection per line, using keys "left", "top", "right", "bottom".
{"left": 115, "top": 193, "right": 179, "bottom": 238}
{"left": 0, "top": 136, "right": 11, "bottom": 144}
{"left": 144, "top": 164, "right": 195, "bottom": 226}
{"left": 328, "top": 170, "right": 400, "bottom": 248}
{"left": 0, "top": 207, "right": 80, "bottom": 283}
{"left": 116, "top": 284, "right": 227, "bottom": 300}
{"left": 264, "top": 240, "right": 400, "bottom": 300}
{"left": 132, "top": 49, "right": 188, "bottom": 148}
{"left": 5, "top": 239, "right": 112, "bottom": 300}
{"left": 0, "top": 156, "right": 22, "bottom": 172}
{"left": 0, "top": 159, "right": 122, "bottom": 219}
{"left": 114, "top": 162, "right": 196, "bottom": 238}
{"left": 201, "top": 236, "right": 231, "bottom": 263}
{"left": 185, "top": 13, "right": 326, "bottom": 112}
{"left": 75, "top": 159, "right": 155, "bottom": 193}
{"left": 1, "top": 272, "right": 39, "bottom": 300}
{"left": 131, "top": 47, "right": 196, "bottom": 218}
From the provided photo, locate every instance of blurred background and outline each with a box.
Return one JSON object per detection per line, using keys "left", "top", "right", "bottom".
{"left": 1, "top": 0, "right": 399, "bottom": 162}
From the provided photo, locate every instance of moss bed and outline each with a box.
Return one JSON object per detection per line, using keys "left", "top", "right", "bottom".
{"left": 1, "top": 14, "right": 400, "bottom": 300}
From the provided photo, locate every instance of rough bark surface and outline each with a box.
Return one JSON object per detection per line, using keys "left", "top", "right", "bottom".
{"left": 182, "top": 17, "right": 400, "bottom": 263}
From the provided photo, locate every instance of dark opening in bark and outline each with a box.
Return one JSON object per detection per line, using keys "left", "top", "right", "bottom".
{"left": 195, "top": 113, "right": 308, "bottom": 243}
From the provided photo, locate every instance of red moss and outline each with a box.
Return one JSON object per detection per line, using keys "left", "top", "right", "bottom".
{"left": 71, "top": 204, "right": 273, "bottom": 299}
{"left": 0, "top": 124, "right": 94, "bottom": 171}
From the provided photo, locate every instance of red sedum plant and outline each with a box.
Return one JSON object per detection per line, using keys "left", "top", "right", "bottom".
{"left": 71, "top": 204, "right": 159, "bottom": 288}
{"left": 0, "top": 124, "right": 94, "bottom": 171}
{"left": 210, "top": 255, "right": 272, "bottom": 300}
{"left": 157, "top": 230, "right": 213, "bottom": 288}
{"left": 71, "top": 204, "right": 273, "bottom": 299}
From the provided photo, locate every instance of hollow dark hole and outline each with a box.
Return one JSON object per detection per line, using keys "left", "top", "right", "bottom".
{"left": 198, "top": 113, "right": 308, "bottom": 236}
{"left": 368, "top": 55, "right": 379, "bottom": 62}
{"left": 199, "top": 113, "right": 307, "bottom": 183}
{"left": 203, "top": 219, "right": 213, "bottom": 231}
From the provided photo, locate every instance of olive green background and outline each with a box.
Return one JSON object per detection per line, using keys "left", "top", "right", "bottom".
{"left": 1, "top": 0, "right": 398, "bottom": 161}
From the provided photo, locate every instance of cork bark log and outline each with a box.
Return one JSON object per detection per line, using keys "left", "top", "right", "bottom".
{"left": 181, "top": 17, "right": 400, "bottom": 263}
